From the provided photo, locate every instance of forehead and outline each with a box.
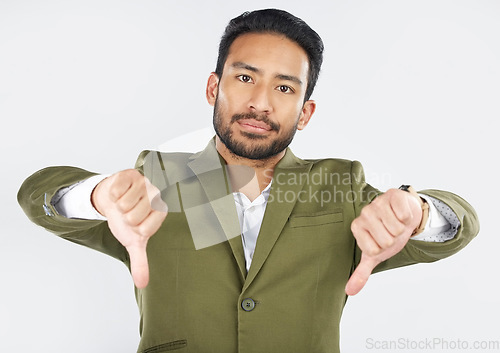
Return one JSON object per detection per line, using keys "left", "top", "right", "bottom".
{"left": 225, "top": 33, "right": 309, "bottom": 81}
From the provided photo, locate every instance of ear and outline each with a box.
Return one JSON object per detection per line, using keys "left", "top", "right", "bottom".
{"left": 206, "top": 72, "right": 219, "bottom": 106}
{"left": 297, "top": 100, "right": 316, "bottom": 130}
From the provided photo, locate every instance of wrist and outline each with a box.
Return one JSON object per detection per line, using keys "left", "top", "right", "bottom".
{"left": 91, "top": 179, "right": 108, "bottom": 217}
{"left": 398, "top": 185, "right": 429, "bottom": 237}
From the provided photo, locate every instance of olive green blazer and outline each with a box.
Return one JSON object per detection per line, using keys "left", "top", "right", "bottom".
{"left": 17, "top": 140, "right": 479, "bottom": 353}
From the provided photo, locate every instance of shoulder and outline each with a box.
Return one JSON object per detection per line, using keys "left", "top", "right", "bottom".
{"left": 302, "top": 157, "right": 365, "bottom": 176}
{"left": 134, "top": 150, "right": 198, "bottom": 187}
{"left": 135, "top": 150, "right": 194, "bottom": 169}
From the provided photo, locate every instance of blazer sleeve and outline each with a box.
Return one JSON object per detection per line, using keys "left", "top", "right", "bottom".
{"left": 17, "top": 166, "right": 130, "bottom": 266}
{"left": 349, "top": 160, "right": 480, "bottom": 273}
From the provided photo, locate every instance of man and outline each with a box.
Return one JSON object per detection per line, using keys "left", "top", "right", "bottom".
{"left": 18, "top": 9, "right": 479, "bottom": 353}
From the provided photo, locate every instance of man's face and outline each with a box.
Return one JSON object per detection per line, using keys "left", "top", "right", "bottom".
{"left": 207, "top": 33, "right": 316, "bottom": 160}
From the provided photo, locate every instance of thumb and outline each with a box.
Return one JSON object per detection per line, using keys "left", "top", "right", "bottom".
{"left": 127, "top": 244, "right": 150, "bottom": 289}
{"left": 345, "top": 255, "right": 378, "bottom": 296}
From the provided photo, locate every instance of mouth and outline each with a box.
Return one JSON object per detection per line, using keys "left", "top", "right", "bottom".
{"left": 237, "top": 119, "right": 273, "bottom": 134}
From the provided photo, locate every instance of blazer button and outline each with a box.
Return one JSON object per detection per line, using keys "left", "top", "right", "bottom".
{"left": 241, "top": 298, "right": 256, "bottom": 312}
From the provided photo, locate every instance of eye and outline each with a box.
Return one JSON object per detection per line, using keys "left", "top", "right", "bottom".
{"left": 237, "top": 75, "right": 253, "bottom": 83}
{"left": 277, "top": 85, "right": 294, "bottom": 94}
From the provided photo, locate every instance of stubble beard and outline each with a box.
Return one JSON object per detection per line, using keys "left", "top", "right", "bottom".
{"left": 213, "top": 98, "right": 299, "bottom": 161}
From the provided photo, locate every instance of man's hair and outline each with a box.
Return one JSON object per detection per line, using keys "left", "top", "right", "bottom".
{"left": 215, "top": 9, "right": 324, "bottom": 102}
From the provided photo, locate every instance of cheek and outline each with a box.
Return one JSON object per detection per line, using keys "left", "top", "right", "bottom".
{"left": 277, "top": 94, "right": 304, "bottom": 112}
{"left": 219, "top": 79, "right": 254, "bottom": 110}
{"left": 282, "top": 103, "right": 304, "bottom": 124}
{"left": 215, "top": 88, "right": 238, "bottom": 114}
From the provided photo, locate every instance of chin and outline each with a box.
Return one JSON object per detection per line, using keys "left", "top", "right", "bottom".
{"left": 239, "top": 131, "right": 269, "bottom": 141}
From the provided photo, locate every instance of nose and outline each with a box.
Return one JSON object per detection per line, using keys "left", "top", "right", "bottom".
{"left": 248, "top": 84, "right": 273, "bottom": 114}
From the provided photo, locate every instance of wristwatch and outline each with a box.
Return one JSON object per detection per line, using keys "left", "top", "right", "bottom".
{"left": 399, "top": 185, "right": 429, "bottom": 237}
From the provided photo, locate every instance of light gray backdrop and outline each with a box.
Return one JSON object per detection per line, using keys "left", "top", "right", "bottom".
{"left": 1, "top": 0, "right": 498, "bottom": 352}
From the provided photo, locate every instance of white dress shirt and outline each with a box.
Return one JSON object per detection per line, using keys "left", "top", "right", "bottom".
{"left": 233, "top": 182, "right": 273, "bottom": 272}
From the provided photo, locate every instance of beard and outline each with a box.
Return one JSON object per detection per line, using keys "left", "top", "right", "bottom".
{"left": 213, "top": 99, "right": 300, "bottom": 160}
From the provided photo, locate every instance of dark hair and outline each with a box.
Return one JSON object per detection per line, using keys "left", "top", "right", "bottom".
{"left": 215, "top": 9, "right": 324, "bottom": 101}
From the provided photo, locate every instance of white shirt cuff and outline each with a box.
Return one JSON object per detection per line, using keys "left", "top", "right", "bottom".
{"left": 52, "top": 174, "right": 110, "bottom": 220}
{"left": 411, "top": 194, "right": 460, "bottom": 242}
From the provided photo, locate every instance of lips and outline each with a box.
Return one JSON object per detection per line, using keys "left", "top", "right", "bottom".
{"left": 237, "top": 119, "right": 272, "bottom": 132}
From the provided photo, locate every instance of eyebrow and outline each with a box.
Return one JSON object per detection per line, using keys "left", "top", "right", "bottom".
{"left": 231, "top": 61, "right": 303, "bottom": 86}
{"left": 232, "top": 61, "right": 259, "bottom": 73}
{"left": 276, "top": 74, "right": 303, "bottom": 86}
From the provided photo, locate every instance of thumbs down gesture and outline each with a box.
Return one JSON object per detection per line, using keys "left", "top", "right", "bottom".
{"left": 346, "top": 188, "right": 424, "bottom": 296}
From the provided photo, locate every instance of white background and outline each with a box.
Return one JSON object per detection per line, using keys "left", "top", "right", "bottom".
{"left": 1, "top": 0, "right": 499, "bottom": 352}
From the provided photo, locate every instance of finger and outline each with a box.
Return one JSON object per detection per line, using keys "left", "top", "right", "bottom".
{"left": 123, "top": 195, "right": 154, "bottom": 226}
{"left": 355, "top": 204, "right": 395, "bottom": 251}
{"left": 135, "top": 208, "right": 168, "bottom": 237}
{"left": 364, "top": 217, "right": 397, "bottom": 250}
{"left": 128, "top": 209, "right": 167, "bottom": 288}
{"left": 405, "top": 195, "right": 424, "bottom": 231}
{"left": 345, "top": 255, "right": 378, "bottom": 296}
{"left": 109, "top": 173, "right": 136, "bottom": 203}
{"left": 127, "top": 244, "right": 150, "bottom": 289}
{"left": 380, "top": 211, "right": 406, "bottom": 238}
{"left": 351, "top": 222, "right": 382, "bottom": 257}
{"left": 115, "top": 178, "right": 146, "bottom": 213}
{"left": 370, "top": 194, "right": 407, "bottom": 237}
{"left": 390, "top": 190, "right": 414, "bottom": 223}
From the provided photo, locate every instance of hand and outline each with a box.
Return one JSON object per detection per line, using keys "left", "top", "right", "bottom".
{"left": 345, "top": 189, "right": 423, "bottom": 296}
{"left": 92, "top": 169, "right": 168, "bottom": 288}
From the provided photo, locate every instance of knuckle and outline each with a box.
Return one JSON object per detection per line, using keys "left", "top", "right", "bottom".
{"left": 115, "top": 170, "right": 130, "bottom": 184}
{"left": 372, "top": 193, "right": 386, "bottom": 204}
{"left": 350, "top": 220, "right": 361, "bottom": 235}
{"left": 386, "top": 188, "right": 399, "bottom": 198}
{"left": 124, "top": 211, "right": 139, "bottom": 226}
{"left": 119, "top": 169, "right": 142, "bottom": 186}
{"left": 360, "top": 206, "right": 377, "bottom": 222}
{"left": 394, "top": 223, "right": 405, "bottom": 235}
{"left": 137, "top": 223, "right": 152, "bottom": 238}
{"left": 109, "top": 184, "right": 123, "bottom": 200}
{"left": 360, "top": 206, "right": 371, "bottom": 218}
{"left": 116, "top": 198, "right": 130, "bottom": 212}
{"left": 382, "top": 237, "right": 395, "bottom": 248}
{"left": 125, "top": 168, "right": 141, "bottom": 178}
{"left": 371, "top": 195, "right": 382, "bottom": 205}
{"left": 365, "top": 246, "right": 380, "bottom": 257}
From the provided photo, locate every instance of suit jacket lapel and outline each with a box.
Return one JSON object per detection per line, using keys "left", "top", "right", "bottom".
{"left": 186, "top": 140, "right": 247, "bottom": 280}
{"left": 243, "top": 149, "right": 313, "bottom": 290}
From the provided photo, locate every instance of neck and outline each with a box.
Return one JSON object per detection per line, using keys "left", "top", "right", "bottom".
{"left": 215, "top": 136, "right": 285, "bottom": 200}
